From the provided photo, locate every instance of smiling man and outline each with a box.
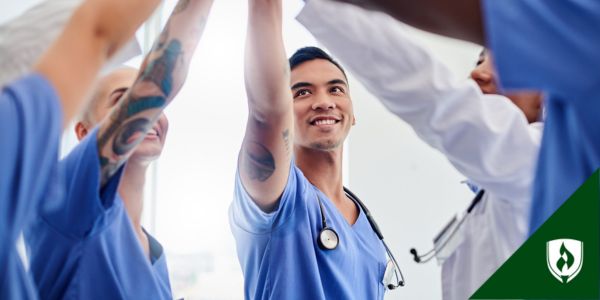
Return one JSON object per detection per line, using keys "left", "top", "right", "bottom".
{"left": 295, "top": 1, "right": 544, "bottom": 299}
{"left": 229, "top": 1, "right": 394, "bottom": 299}
{"left": 24, "top": 0, "right": 214, "bottom": 298}
{"left": 76, "top": 67, "right": 169, "bottom": 258}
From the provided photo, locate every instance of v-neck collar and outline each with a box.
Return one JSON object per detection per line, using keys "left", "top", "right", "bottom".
{"left": 311, "top": 184, "right": 364, "bottom": 229}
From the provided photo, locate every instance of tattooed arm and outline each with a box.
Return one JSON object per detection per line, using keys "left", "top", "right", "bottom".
{"left": 96, "top": 0, "right": 214, "bottom": 186}
{"left": 239, "top": 0, "right": 294, "bottom": 212}
{"left": 35, "top": 0, "right": 161, "bottom": 127}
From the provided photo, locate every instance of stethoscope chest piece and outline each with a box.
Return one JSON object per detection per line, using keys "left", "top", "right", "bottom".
{"left": 318, "top": 227, "right": 339, "bottom": 250}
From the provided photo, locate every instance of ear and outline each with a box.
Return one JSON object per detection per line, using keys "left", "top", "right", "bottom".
{"left": 352, "top": 115, "right": 356, "bottom": 126}
{"left": 75, "top": 122, "right": 89, "bottom": 141}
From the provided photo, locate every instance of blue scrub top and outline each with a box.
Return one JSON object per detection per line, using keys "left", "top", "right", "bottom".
{"left": 0, "top": 74, "right": 62, "bottom": 299}
{"left": 229, "top": 161, "right": 387, "bottom": 300}
{"left": 25, "top": 128, "right": 172, "bottom": 300}
{"left": 482, "top": 0, "right": 600, "bottom": 233}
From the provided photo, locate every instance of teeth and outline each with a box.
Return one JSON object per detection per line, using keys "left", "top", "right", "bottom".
{"left": 315, "top": 119, "right": 336, "bottom": 125}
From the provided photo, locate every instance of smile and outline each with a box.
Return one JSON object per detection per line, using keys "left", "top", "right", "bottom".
{"left": 309, "top": 115, "right": 341, "bottom": 126}
{"left": 144, "top": 126, "right": 161, "bottom": 140}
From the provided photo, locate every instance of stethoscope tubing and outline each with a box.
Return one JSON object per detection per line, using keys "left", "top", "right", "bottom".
{"left": 315, "top": 187, "right": 406, "bottom": 287}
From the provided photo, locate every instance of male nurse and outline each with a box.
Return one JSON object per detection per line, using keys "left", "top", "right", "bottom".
{"left": 230, "top": 1, "right": 394, "bottom": 299}
{"left": 24, "top": 0, "right": 214, "bottom": 299}
{"left": 296, "top": 1, "right": 542, "bottom": 298}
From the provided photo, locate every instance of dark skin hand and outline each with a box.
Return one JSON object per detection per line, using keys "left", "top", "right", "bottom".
{"left": 330, "top": 0, "right": 485, "bottom": 45}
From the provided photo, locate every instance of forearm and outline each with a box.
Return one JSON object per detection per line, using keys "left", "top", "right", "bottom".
{"left": 245, "top": 0, "right": 291, "bottom": 119}
{"left": 35, "top": 0, "right": 161, "bottom": 126}
{"left": 89, "top": 0, "right": 160, "bottom": 57}
{"left": 331, "top": 0, "right": 484, "bottom": 44}
{"left": 97, "top": 0, "right": 214, "bottom": 186}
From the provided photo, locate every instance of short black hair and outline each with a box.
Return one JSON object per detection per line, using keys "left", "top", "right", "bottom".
{"left": 289, "top": 46, "right": 347, "bottom": 79}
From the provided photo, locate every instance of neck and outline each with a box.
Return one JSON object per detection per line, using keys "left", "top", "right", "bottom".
{"left": 294, "top": 145, "right": 345, "bottom": 202}
{"left": 118, "top": 158, "right": 149, "bottom": 232}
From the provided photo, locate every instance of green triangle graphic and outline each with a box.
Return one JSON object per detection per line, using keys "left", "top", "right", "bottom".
{"left": 470, "top": 170, "right": 600, "bottom": 299}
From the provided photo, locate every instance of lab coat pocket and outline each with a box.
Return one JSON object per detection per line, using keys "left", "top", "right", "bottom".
{"left": 378, "top": 261, "right": 387, "bottom": 298}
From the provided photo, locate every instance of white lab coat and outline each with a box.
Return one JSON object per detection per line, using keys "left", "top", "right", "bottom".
{"left": 297, "top": 1, "right": 542, "bottom": 299}
{"left": 0, "top": 0, "right": 140, "bottom": 87}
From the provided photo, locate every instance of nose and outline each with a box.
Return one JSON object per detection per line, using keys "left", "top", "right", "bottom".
{"left": 470, "top": 67, "right": 495, "bottom": 94}
{"left": 311, "top": 92, "right": 336, "bottom": 111}
{"left": 470, "top": 66, "right": 491, "bottom": 84}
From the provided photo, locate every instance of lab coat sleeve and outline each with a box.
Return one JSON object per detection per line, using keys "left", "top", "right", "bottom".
{"left": 0, "top": 0, "right": 141, "bottom": 87}
{"left": 297, "top": 0, "right": 542, "bottom": 202}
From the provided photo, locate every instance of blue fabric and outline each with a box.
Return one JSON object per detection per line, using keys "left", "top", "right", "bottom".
{"left": 0, "top": 74, "right": 62, "bottom": 299}
{"left": 25, "top": 128, "right": 172, "bottom": 300}
{"left": 2, "top": 252, "right": 39, "bottom": 300}
{"left": 464, "top": 180, "right": 481, "bottom": 194}
{"left": 229, "top": 161, "right": 387, "bottom": 300}
{"left": 482, "top": 0, "right": 600, "bottom": 233}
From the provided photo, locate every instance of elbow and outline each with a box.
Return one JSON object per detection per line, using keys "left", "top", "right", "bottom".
{"left": 78, "top": 2, "right": 128, "bottom": 58}
{"left": 247, "top": 101, "right": 290, "bottom": 124}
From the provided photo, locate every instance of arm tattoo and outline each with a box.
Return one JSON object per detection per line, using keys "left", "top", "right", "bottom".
{"left": 242, "top": 142, "right": 276, "bottom": 182}
{"left": 282, "top": 129, "right": 290, "bottom": 157}
{"left": 140, "top": 40, "right": 182, "bottom": 96}
{"left": 173, "top": 0, "right": 190, "bottom": 14}
{"left": 96, "top": 0, "right": 208, "bottom": 186}
{"left": 112, "top": 118, "right": 153, "bottom": 155}
{"left": 96, "top": 94, "right": 167, "bottom": 182}
{"left": 97, "top": 39, "right": 182, "bottom": 185}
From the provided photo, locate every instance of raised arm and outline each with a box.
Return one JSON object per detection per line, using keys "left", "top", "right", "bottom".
{"left": 330, "top": 0, "right": 484, "bottom": 45}
{"left": 34, "top": 0, "right": 161, "bottom": 127}
{"left": 298, "top": 0, "right": 541, "bottom": 201}
{"left": 239, "top": 0, "right": 294, "bottom": 212}
{"left": 96, "top": 0, "right": 214, "bottom": 186}
{"left": 0, "top": 0, "right": 141, "bottom": 88}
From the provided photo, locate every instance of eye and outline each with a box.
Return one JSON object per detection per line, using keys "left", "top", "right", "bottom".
{"left": 108, "top": 89, "right": 128, "bottom": 107}
{"left": 330, "top": 86, "right": 345, "bottom": 94}
{"left": 294, "top": 89, "right": 311, "bottom": 98}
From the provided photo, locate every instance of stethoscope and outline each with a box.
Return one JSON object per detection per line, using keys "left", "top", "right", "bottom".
{"left": 315, "top": 187, "right": 406, "bottom": 289}
{"left": 410, "top": 189, "right": 485, "bottom": 263}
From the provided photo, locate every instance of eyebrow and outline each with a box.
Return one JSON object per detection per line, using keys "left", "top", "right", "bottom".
{"left": 291, "top": 79, "right": 348, "bottom": 90}
{"left": 107, "top": 87, "right": 129, "bottom": 105}
{"left": 327, "top": 79, "right": 348, "bottom": 87}
{"left": 291, "top": 82, "right": 313, "bottom": 90}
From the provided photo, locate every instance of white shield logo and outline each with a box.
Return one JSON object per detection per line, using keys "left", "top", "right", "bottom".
{"left": 546, "top": 239, "right": 583, "bottom": 284}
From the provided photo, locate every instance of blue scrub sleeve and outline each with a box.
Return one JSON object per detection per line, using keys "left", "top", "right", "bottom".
{"left": 38, "top": 127, "right": 125, "bottom": 239}
{"left": 230, "top": 160, "right": 305, "bottom": 234}
{"left": 0, "top": 251, "right": 39, "bottom": 300}
{"left": 482, "top": 0, "right": 600, "bottom": 98}
{"left": 0, "top": 73, "right": 62, "bottom": 269}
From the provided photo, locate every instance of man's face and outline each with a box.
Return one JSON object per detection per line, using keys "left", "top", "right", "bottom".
{"left": 77, "top": 68, "right": 169, "bottom": 162}
{"left": 470, "top": 52, "right": 543, "bottom": 123}
{"left": 290, "top": 59, "right": 355, "bottom": 151}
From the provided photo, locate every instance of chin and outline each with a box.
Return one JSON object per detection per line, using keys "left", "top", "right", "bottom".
{"left": 132, "top": 145, "right": 163, "bottom": 162}
{"left": 309, "top": 139, "right": 341, "bottom": 151}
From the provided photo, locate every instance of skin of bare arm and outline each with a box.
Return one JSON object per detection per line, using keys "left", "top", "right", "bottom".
{"left": 35, "top": 0, "right": 162, "bottom": 127}
{"left": 330, "top": 0, "right": 485, "bottom": 44}
{"left": 239, "top": 0, "right": 295, "bottom": 212}
{"left": 96, "top": 0, "right": 215, "bottom": 187}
